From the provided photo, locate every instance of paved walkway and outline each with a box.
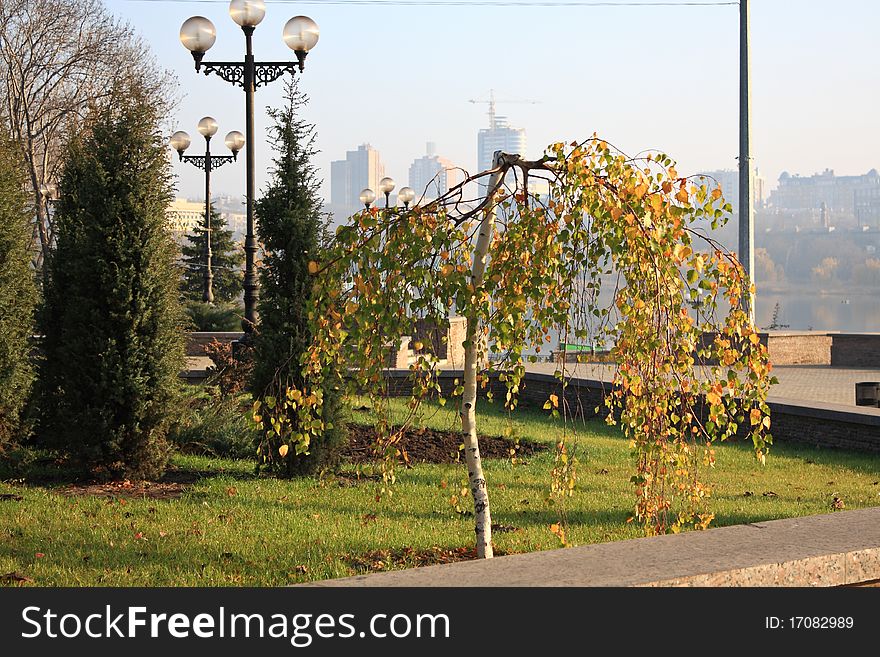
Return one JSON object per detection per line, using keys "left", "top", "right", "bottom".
{"left": 524, "top": 363, "right": 880, "bottom": 407}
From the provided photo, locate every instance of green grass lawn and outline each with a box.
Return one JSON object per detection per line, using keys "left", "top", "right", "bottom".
{"left": 1, "top": 400, "right": 878, "bottom": 586}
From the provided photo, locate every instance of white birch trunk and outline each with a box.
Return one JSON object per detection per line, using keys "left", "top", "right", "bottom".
{"left": 461, "top": 152, "right": 507, "bottom": 559}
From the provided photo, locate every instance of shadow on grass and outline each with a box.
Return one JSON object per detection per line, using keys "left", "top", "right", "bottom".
{"left": 0, "top": 448, "right": 258, "bottom": 490}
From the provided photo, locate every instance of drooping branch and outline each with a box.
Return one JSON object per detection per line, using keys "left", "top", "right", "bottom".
{"left": 258, "top": 136, "right": 774, "bottom": 549}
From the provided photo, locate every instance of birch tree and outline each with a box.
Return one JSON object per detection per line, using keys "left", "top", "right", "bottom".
{"left": 256, "top": 138, "right": 775, "bottom": 556}
{"left": 0, "top": 0, "right": 175, "bottom": 270}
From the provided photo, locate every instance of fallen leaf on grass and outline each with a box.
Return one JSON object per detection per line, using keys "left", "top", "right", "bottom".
{"left": 762, "top": 491, "right": 778, "bottom": 497}
{"left": 226, "top": 487, "right": 237, "bottom": 497}
{"left": 1, "top": 572, "right": 33, "bottom": 583}
{"left": 832, "top": 496, "right": 845, "bottom": 510}
{"left": 361, "top": 513, "right": 378, "bottom": 526}
{"left": 596, "top": 468, "right": 610, "bottom": 475}
{"left": 35, "top": 553, "right": 44, "bottom": 558}
{"left": 490, "top": 523, "right": 519, "bottom": 533}
{"left": 743, "top": 491, "right": 754, "bottom": 497}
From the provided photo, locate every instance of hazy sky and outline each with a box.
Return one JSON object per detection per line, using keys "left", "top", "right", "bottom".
{"left": 107, "top": 0, "right": 880, "bottom": 205}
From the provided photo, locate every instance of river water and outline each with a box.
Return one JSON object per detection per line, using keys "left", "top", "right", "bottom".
{"left": 756, "top": 290, "right": 880, "bottom": 332}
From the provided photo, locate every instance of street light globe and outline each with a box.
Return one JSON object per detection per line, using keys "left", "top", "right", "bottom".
{"left": 379, "top": 177, "right": 396, "bottom": 194}
{"left": 398, "top": 187, "right": 415, "bottom": 206}
{"left": 359, "top": 188, "right": 376, "bottom": 208}
{"left": 224, "top": 130, "right": 246, "bottom": 153}
{"left": 169, "top": 131, "right": 192, "bottom": 153}
{"left": 197, "top": 117, "right": 219, "bottom": 138}
{"left": 282, "top": 16, "right": 319, "bottom": 53}
{"left": 229, "top": 0, "right": 266, "bottom": 28}
{"left": 179, "top": 16, "right": 216, "bottom": 54}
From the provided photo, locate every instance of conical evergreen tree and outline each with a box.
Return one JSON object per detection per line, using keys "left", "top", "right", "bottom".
{"left": 0, "top": 140, "right": 38, "bottom": 447}
{"left": 251, "top": 79, "right": 345, "bottom": 476}
{"left": 180, "top": 206, "right": 244, "bottom": 304}
{"left": 38, "top": 85, "right": 186, "bottom": 479}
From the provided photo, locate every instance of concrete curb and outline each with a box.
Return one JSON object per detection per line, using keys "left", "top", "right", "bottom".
{"left": 300, "top": 507, "right": 880, "bottom": 587}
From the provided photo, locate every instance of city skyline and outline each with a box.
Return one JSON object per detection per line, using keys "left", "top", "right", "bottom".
{"left": 113, "top": 0, "right": 880, "bottom": 209}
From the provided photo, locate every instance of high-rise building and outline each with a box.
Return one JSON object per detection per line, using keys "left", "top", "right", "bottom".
{"left": 330, "top": 143, "right": 386, "bottom": 218}
{"left": 476, "top": 94, "right": 526, "bottom": 176}
{"left": 408, "top": 142, "right": 463, "bottom": 201}
{"left": 694, "top": 168, "right": 766, "bottom": 213}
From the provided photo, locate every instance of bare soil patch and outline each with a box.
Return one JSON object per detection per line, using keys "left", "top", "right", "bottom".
{"left": 345, "top": 545, "right": 510, "bottom": 573}
{"left": 341, "top": 424, "right": 547, "bottom": 465}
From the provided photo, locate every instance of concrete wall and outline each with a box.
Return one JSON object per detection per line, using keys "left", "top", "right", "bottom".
{"left": 182, "top": 330, "right": 880, "bottom": 368}
{"left": 381, "top": 369, "right": 880, "bottom": 453}
{"left": 831, "top": 334, "right": 880, "bottom": 367}
{"left": 758, "top": 331, "right": 880, "bottom": 368}
{"left": 764, "top": 332, "right": 833, "bottom": 365}
{"left": 186, "top": 332, "right": 243, "bottom": 357}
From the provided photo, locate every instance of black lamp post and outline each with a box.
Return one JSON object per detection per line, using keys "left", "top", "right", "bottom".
{"left": 359, "top": 185, "right": 415, "bottom": 212}
{"left": 378, "top": 177, "right": 396, "bottom": 209}
{"left": 170, "top": 118, "right": 244, "bottom": 304}
{"left": 178, "top": 0, "right": 319, "bottom": 333}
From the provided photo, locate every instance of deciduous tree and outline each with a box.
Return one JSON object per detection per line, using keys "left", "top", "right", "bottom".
{"left": 261, "top": 138, "right": 774, "bottom": 556}
{"left": 0, "top": 0, "right": 175, "bottom": 271}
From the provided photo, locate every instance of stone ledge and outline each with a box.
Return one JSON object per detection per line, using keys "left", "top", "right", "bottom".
{"left": 301, "top": 507, "right": 880, "bottom": 587}
{"left": 768, "top": 395, "right": 880, "bottom": 425}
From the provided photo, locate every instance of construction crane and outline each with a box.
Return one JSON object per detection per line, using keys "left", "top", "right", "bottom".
{"left": 468, "top": 89, "right": 540, "bottom": 129}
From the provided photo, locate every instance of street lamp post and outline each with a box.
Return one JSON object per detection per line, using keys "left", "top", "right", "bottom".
{"left": 170, "top": 118, "right": 244, "bottom": 304}
{"left": 179, "top": 0, "right": 319, "bottom": 333}
{"left": 739, "top": 0, "right": 755, "bottom": 324}
{"left": 359, "top": 185, "right": 416, "bottom": 212}
{"left": 359, "top": 188, "right": 377, "bottom": 210}
{"left": 378, "top": 177, "right": 396, "bottom": 209}
{"left": 398, "top": 187, "right": 415, "bottom": 210}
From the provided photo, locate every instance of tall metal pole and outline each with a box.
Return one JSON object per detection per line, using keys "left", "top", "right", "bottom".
{"left": 242, "top": 26, "right": 259, "bottom": 333}
{"left": 739, "top": 0, "right": 755, "bottom": 324}
{"left": 203, "top": 136, "right": 215, "bottom": 304}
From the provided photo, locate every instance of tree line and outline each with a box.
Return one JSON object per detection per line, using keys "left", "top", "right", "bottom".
{"left": 0, "top": 0, "right": 342, "bottom": 479}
